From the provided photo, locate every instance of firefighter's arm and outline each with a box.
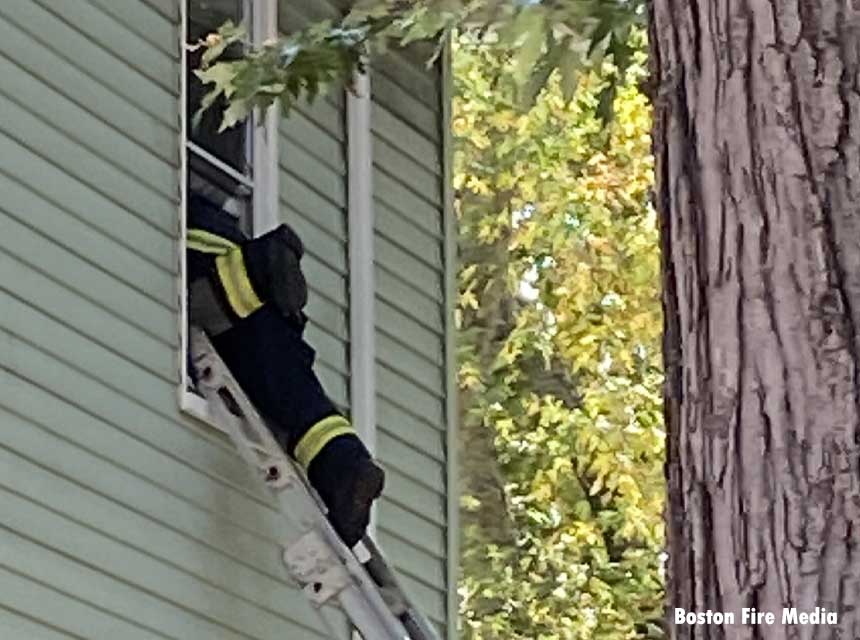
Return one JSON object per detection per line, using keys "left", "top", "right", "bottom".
{"left": 190, "top": 223, "right": 308, "bottom": 323}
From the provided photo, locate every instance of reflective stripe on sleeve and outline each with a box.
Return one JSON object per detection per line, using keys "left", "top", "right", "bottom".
{"left": 215, "top": 247, "right": 264, "bottom": 318}
{"left": 294, "top": 415, "right": 356, "bottom": 470}
{"left": 187, "top": 228, "right": 239, "bottom": 254}
{"left": 187, "top": 239, "right": 229, "bottom": 255}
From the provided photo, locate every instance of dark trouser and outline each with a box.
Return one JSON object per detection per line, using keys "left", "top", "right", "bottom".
{"left": 210, "top": 305, "right": 338, "bottom": 455}
{"left": 204, "top": 303, "right": 379, "bottom": 546}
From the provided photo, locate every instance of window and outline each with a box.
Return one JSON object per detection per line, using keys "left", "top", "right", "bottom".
{"left": 179, "top": 0, "right": 278, "bottom": 420}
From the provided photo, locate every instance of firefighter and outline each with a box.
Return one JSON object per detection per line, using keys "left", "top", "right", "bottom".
{"left": 186, "top": 193, "right": 385, "bottom": 547}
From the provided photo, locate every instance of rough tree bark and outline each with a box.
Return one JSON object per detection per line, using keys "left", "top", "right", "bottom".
{"left": 650, "top": 0, "right": 860, "bottom": 637}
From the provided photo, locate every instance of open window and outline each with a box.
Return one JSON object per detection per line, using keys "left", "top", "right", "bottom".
{"left": 180, "top": 0, "right": 278, "bottom": 422}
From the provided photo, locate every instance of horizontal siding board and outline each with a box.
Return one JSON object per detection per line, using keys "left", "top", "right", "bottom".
{"left": 371, "top": 100, "right": 439, "bottom": 171}
{"left": 375, "top": 235, "right": 443, "bottom": 297}
{"left": 0, "top": 379, "right": 288, "bottom": 538}
{"left": 371, "top": 73, "right": 438, "bottom": 141}
{"left": 86, "top": 0, "right": 179, "bottom": 56}
{"left": 0, "top": 353, "right": 266, "bottom": 506}
{"left": 376, "top": 267, "right": 443, "bottom": 332}
{"left": 0, "top": 401, "right": 284, "bottom": 578}
{"left": 0, "top": 483, "right": 334, "bottom": 640}
{"left": 0, "top": 55, "right": 178, "bottom": 186}
{"left": 377, "top": 300, "right": 443, "bottom": 357}
{"left": 305, "top": 325, "right": 349, "bottom": 376}
{"left": 279, "top": 145, "right": 347, "bottom": 209}
{"left": 1, "top": 292, "right": 181, "bottom": 414}
{"left": 35, "top": 0, "right": 177, "bottom": 93}
{"left": 280, "top": 113, "right": 346, "bottom": 173}
{"left": 377, "top": 432, "right": 446, "bottom": 492}
{"left": 0, "top": 17, "right": 178, "bottom": 162}
{"left": 377, "top": 408, "right": 445, "bottom": 462}
{"left": 376, "top": 530, "right": 446, "bottom": 587}
{"left": 0, "top": 566, "right": 169, "bottom": 640}
{"left": 0, "top": 340, "right": 282, "bottom": 525}
{"left": 374, "top": 53, "right": 440, "bottom": 109}
{"left": 0, "top": 254, "right": 173, "bottom": 380}
{"left": 377, "top": 364, "right": 444, "bottom": 428}
{"left": 376, "top": 334, "right": 444, "bottom": 398}
{"left": 375, "top": 202, "right": 443, "bottom": 269}
{"left": 374, "top": 171, "right": 441, "bottom": 236}
{"left": 141, "top": 0, "right": 178, "bottom": 22}
{"left": 0, "top": 439, "right": 330, "bottom": 635}
{"left": 0, "top": 306, "right": 185, "bottom": 448}
{"left": 378, "top": 500, "right": 446, "bottom": 561}
{"left": 373, "top": 135, "right": 442, "bottom": 206}
{"left": 0, "top": 137, "right": 174, "bottom": 268}
{"left": 0, "top": 216, "right": 176, "bottom": 345}
{"left": 304, "top": 255, "right": 348, "bottom": 307}
{"left": 285, "top": 210, "right": 348, "bottom": 273}
{"left": 384, "top": 468, "right": 447, "bottom": 527}
{"left": 281, "top": 174, "right": 347, "bottom": 240}
{"left": 316, "top": 361, "right": 349, "bottom": 409}
{"left": 0, "top": 175, "right": 175, "bottom": 303}
{"left": 0, "top": 95, "right": 176, "bottom": 234}
{"left": 0, "top": 506, "right": 327, "bottom": 640}
{"left": 394, "top": 572, "right": 447, "bottom": 625}
{"left": 305, "top": 294, "right": 349, "bottom": 341}
{"left": 0, "top": 375, "right": 298, "bottom": 574}
{"left": 293, "top": 98, "right": 345, "bottom": 140}
{"left": 0, "top": 605, "right": 79, "bottom": 640}
{"left": 0, "top": 5, "right": 177, "bottom": 126}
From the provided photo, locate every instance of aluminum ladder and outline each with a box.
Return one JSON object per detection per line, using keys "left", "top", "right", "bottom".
{"left": 189, "top": 328, "right": 440, "bottom": 640}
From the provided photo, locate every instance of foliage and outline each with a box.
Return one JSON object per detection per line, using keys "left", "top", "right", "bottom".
{"left": 453, "top": 29, "right": 665, "bottom": 639}
{"left": 192, "top": 0, "right": 645, "bottom": 129}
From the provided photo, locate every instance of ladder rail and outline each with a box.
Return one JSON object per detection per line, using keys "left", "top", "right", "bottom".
{"left": 190, "top": 329, "right": 430, "bottom": 640}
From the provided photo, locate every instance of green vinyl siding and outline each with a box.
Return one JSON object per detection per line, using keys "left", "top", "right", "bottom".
{"left": 0, "top": 2, "right": 345, "bottom": 638}
{"left": 279, "top": 1, "right": 351, "bottom": 413}
{"left": 0, "top": 1, "right": 453, "bottom": 639}
{"left": 372, "top": 45, "right": 451, "bottom": 636}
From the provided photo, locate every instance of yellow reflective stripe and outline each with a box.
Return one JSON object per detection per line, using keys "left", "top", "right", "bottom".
{"left": 187, "top": 239, "right": 229, "bottom": 255}
{"left": 215, "top": 248, "right": 263, "bottom": 318}
{"left": 188, "top": 228, "right": 239, "bottom": 252}
{"left": 294, "top": 415, "right": 355, "bottom": 470}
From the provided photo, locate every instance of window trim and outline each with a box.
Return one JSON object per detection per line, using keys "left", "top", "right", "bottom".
{"left": 346, "top": 69, "right": 376, "bottom": 532}
{"left": 440, "top": 37, "right": 459, "bottom": 640}
{"left": 178, "top": 0, "right": 280, "bottom": 428}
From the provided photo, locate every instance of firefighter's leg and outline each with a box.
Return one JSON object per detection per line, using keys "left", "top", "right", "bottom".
{"left": 210, "top": 305, "right": 384, "bottom": 546}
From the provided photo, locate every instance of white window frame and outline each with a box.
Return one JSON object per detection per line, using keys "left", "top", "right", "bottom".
{"left": 178, "top": 0, "right": 280, "bottom": 429}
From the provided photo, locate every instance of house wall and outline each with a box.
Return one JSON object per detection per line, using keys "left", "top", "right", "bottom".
{"left": 0, "top": 1, "right": 454, "bottom": 638}
{"left": 371, "top": 46, "right": 452, "bottom": 637}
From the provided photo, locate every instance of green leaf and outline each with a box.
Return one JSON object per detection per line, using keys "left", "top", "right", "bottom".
{"left": 218, "top": 97, "right": 251, "bottom": 131}
{"left": 194, "top": 64, "right": 237, "bottom": 96}
{"left": 511, "top": 10, "right": 546, "bottom": 86}
{"left": 595, "top": 83, "right": 617, "bottom": 124}
{"left": 518, "top": 35, "right": 564, "bottom": 109}
{"left": 587, "top": 18, "right": 612, "bottom": 58}
{"left": 558, "top": 44, "right": 581, "bottom": 103}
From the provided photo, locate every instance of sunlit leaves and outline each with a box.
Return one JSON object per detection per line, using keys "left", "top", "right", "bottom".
{"left": 195, "top": 0, "right": 646, "bottom": 130}
{"left": 454, "top": 27, "right": 663, "bottom": 640}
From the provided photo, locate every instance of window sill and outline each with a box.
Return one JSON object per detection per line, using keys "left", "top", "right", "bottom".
{"left": 179, "top": 386, "right": 272, "bottom": 456}
{"left": 179, "top": 387, "right": 232, "bottom": 436}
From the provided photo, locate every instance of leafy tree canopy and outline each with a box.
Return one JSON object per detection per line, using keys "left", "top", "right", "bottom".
{"left": 453, "top": 29, "right": 664, "bottom": 639}
{"left": 193, "top": 4, "right": 665, "bottom": 636}
{"left": 193, "top": 0, "right": 645, "bottom": 129}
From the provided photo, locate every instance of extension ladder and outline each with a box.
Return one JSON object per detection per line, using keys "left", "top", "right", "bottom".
{"left": 189, "top": 328, "right": 440, "bottom": 640}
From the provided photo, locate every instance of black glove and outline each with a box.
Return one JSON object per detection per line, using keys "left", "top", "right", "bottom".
{"left": 243, "top": 224, "right": 308, "bottom": 324}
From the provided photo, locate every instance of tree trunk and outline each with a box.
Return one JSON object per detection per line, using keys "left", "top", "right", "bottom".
{"left": 650, "top": 1, "right": 860, "bottom": 637}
